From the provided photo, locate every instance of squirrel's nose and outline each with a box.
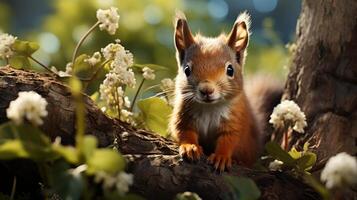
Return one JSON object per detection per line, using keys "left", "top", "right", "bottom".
{"left": 199, "top": 87, "right": 214, "bottom": 96}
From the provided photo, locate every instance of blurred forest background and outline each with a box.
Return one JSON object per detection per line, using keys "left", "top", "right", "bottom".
{"left": 0, "top": 0, "right": 300, "bottom": 96}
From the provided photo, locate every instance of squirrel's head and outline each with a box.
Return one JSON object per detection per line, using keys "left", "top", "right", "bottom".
{"left": 173, "top": 11, "right": 251, "bottom": 105}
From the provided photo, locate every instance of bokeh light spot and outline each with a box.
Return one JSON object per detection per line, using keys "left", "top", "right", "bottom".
{"left": 253, "top": 0, "right": 278, "bottom": 13}
{"left": 207, "top": 0, "right": 228, "bottom": 20}
{"left": 144, "top": 5, "right": 163, "bottom": 25}
{"left": 38, "top": 32, "right": 60, "bottom": 54}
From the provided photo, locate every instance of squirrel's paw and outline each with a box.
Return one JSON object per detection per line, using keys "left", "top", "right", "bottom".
{"left": 208, "top": 153, "right": 232, "bottom": 172}
{"left": 179, "top": 144, "right": 203, "bottom": 160}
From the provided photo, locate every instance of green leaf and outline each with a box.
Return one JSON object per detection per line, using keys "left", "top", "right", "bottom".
{"left": 90, "top": 91, "right": 99, "bottom": 102}
{"left": 8, "top": 55, "right": 31, "bottom": 69}
{"left": 86, "top": 149, "right": 125, "bottom": 175}
{"left": 12, "top": 40, "right": 39, "bottom": 55}
{"left": 82, "top": 135, "right": 98, "bottom": 160}
{"left": 0, "top": 122, "right": 55, "bottom": 161}
{"left": 303, "top": 173, "right": 330, "bottom": 200}
{"left": 52, "top": 144, "right": 79, "bottom": 164}
{"left": 296, "top": 152, "right": 316, "bottom": 171}
{"left": 225, "top": 176, "right": 261, "bottom": 200}
{"left": 48, "top": 160, "right": 83, "bottom": 200}
{"left": 0, "top": 122, "right": 50, "bottom": 145}
{"left": 0, "top": 140, "right": 30, "bottom": 159}
{"left": 28, "top": 42, "right": 40, "bottom": 53}
{"left": 288, "top": 147, "right": 302, "bottom": 159}
{"left": 72, "top": 54, "right": 100, "bottom": 78}
{"left": 137, "top": 97, "right": 172, "bottom": 137}
{"left": 265, "top": 141, "right": 295, "bottom": 166}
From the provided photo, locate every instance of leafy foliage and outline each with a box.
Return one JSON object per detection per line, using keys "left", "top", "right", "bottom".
{"left": 137, "top": 97, "right": 172, "bottom": 137}
{"left": 265, "top": 141, "right": 316, "bottom": 172}
{"left": 225, "top": 176, "right": 261, "bottom": 200}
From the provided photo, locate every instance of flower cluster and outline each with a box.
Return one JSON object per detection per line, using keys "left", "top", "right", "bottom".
{"left": 51, "top": 62, "right": 73, "bottom": 77}
{"left": 269, "top": 159, "right": 283, "bottom": 171}
{"left": 269, "top": 100, "right": 307, "bottom": 133}
{"left": 320, "top": 152, "right": 357, "bottom": 189}
{"left": 142, "top": 67, "right": 155, "bottom": 80}
{"left": 6, "top": 91, "right": 48, "bottom": 126}
{"left": 99, "top": 42, "right": 136, "bottom": 123}
{"left": 0, "top": 33, "right": 17, "bottom": 60}
{"left": 96, "top": 7, "right": 120, "bottom": 35}
{"left": 95, "top": 171, "right": 134, "bottom": 195}
{"left": 84, "top": 51, "right": 102, "bottom": 66}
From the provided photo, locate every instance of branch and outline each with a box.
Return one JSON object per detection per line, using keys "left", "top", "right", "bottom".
{"left": 0, "top": 66, "right": 320, "bottom": 200}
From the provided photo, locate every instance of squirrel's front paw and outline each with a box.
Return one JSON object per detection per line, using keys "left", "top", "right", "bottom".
{"left": 179, "top": 144, "right": 203, "bottom": 160}
{"left": 208, "top": 153, "right": 232, "bottom": 172}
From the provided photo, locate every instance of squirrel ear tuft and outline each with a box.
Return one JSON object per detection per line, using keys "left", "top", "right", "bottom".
{"left": 227, "top": 11, "right": 251, "bottom": 56}
{"left": 174, "top": 10, "right": 195, "bottom": 57}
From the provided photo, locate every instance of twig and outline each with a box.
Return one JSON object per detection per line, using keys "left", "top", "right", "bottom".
{"left": 71, "top": 21, "right": 100, "bottom": 71}
{"left": 10, "top": 176, "right": 16, "bottom": 200}
{"left": 114, "top": 89, "right": 121, "bottom": 119}
{"left": 28, "top": 55, "right": 52, "bottom": 73}
{"left": 130, "top": 78, "right": 145, "bottom": 111}
{"left": 284, "top": 130, "right": 289, "bottom": 151}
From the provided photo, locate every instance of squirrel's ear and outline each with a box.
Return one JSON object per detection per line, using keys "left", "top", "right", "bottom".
{"left": 227, "top": 12, "right": 250, "bottom": 64}
{"left": 174, "top": 11, "right": 195, "bottom": 62}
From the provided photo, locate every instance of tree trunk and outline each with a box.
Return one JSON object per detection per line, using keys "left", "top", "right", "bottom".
{"left": 0, "top": 66, "right": 319, "bottom": 200}
{"left": 283, "top": 0, "right": 357, "bottom": 165}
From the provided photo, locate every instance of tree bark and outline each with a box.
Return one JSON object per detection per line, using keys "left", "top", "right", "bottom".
{"left": 283, "top": 0, "right": 357, "bottom": 166}
{"left": 0, "top": 66, "right": 319, "bottom": 200}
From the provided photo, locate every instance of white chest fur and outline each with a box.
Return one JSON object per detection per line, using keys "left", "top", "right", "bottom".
{"left": 192, "top": 103, "right": 230, "bottom": 138}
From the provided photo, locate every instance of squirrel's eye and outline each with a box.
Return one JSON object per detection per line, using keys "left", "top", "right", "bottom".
{"left": 184, "top": 65, "right": 191, "bottom": 77}
{"left": 226, "top": 64, "right": 234, "bottom": 77}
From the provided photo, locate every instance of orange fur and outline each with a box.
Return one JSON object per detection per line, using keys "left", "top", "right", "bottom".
{"left": 177, "top": 130, "right": 203, "bottom": 160}
{"left": 171, "top": 11, "right": 259, "bottom": 171}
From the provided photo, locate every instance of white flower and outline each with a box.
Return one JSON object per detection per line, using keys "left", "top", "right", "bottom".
{"left": 50, "top": 66, "right": 59, "bottom": 73}
{"left": 101, "top": 42, "right": 133, "bottom": 68}
{"left": 124, "top": 96, "right": 131, "bottom": 108}
{"left": 99, "top": 41, "right": 136, "bottom": 121}
{"left": 6, "top": 91, "right": 48, "bottom": 126}
{"left": 269, "top": 159, "right": 284, "bottom": 171}
{"left": 269, "top": 100, "right": 307, "bottom": 133}
{"left": 160, "top": 78, "right": 175, "bottom": 92}
{"left": 51, "top": 62, "right": 72, "bottom": 77}
{"left": 111, "top": 67, "right": 136, "bottom": 88}
{"left": 69, "top": 164, "right": 88, "bottom": 177}
{"left": 84, "top": 52, "right": 102, "bottom": 66}
{"left": 0, "top": 33, "right": 17, "bottom": 59}
{"left": 320, "top": 152, "right": 357, "bottom": 189}
{"left": 95, "top": 171, "right": 117, "bottom": 190}
{"left": 101, "top": 43, "right": 122, "bottom": 60}
{"left": 142, "top": 67, "right": 155, "bottom": 80}
{"left": 121, "top": 109, "right": 133, "bottom": 119}
{"left": 116, "top": 172, "right": 134, "bottom": 195}
{"left": 94, "top": 171, "right": 133, "bottom": 195}
{"left": 65, "top": 62, "right": 73, "bottom": 74}
{"left": 96, "top": 7, "right": 120, "bottom": 35}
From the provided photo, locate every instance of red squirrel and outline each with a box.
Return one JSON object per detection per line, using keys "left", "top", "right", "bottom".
{"left": 170, "top": 11, "right": 265, "bottom": 171}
